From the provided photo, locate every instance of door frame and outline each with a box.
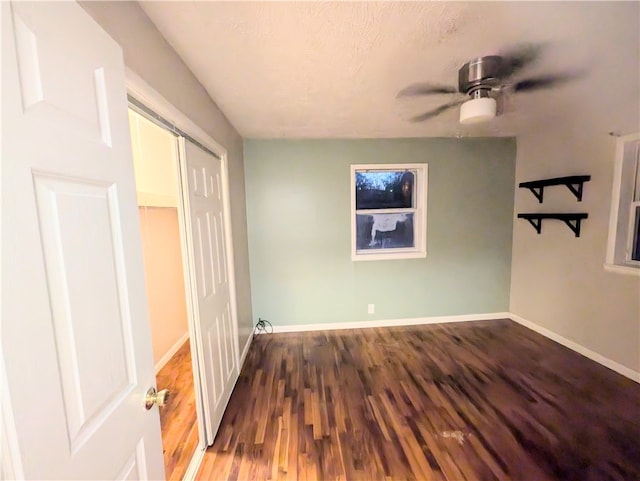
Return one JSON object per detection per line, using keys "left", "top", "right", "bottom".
{"left": 125, "top": 68, "right": 241, "bottom": 470}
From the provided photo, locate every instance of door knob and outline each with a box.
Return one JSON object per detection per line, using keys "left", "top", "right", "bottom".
{"left": 145, "top": 387, "right": 171, "bottom": 410}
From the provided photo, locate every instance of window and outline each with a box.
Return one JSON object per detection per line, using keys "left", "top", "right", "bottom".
{"left": 351, "top": 163, "right": 427, "bottom": 261}
{"left": 606, "top": 133, "right": 640, "bottom": 274}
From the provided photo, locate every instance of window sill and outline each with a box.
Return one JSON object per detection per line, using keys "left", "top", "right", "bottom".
{"left": 603, "top": 263, "right": 640, "bottom": 277}
{"left": 352, "top": 251, "right": 427, "bottom": 262}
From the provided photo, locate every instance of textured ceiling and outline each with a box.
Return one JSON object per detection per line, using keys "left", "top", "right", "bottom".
{"left": 139, "top": 1, "right": 639, "bottom": 139}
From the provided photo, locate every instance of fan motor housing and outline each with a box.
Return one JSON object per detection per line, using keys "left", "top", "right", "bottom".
{"left": 458, "top": 55, "right": 503, "bottom": 93}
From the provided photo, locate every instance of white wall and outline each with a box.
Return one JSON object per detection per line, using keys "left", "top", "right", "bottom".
{"left": 138, "top": 207, "right": 189, "bottom": 367}
{"left": 510, "top": 3, "right": 640, "bottom": 374}
{"left": 79, "top": 1, "right": 255, "bottom": 351}
{"left": 129, "top": 110, "right": 179, "bottom": 208}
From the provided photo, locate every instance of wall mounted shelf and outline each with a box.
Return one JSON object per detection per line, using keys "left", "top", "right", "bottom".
{"left": 517, "top": 213, "right": 588, "bottom": 237}
{"left": 519, "top": 175, "right": 591, "bottom": 203}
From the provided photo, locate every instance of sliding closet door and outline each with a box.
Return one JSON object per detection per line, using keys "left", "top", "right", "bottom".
{"left": 180, "top": 138, "right": 239, "bottom": 443}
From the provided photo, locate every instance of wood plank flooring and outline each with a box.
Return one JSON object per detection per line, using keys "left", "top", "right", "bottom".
{"left": 196, "top": 319, "right": 640, "bottom": 481}
{"left": 156, "top": 339, "right": 199, "bottom": 481}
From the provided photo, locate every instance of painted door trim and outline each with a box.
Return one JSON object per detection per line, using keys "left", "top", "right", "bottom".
{"left": 125, "top": 69, "right": 241, "bottom": 448}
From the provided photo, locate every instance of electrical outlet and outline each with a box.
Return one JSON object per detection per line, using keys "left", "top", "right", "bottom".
{"left": 367, "top": 304, "right": 375, "bottom": 314}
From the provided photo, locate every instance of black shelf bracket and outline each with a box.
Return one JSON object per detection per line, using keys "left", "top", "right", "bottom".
{"left": 517, "top": 213, "right": 588, "bottom": 237}
{"left": 519, "top": 175, "right": 591, "bottom": 203}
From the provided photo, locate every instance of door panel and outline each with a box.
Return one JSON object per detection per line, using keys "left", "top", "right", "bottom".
{"left": 33, "top": 174, "right": 137, "bottom": 452}
{"left": 115, "top": 440, "right": 149, "bottom": 481}
{"left": 1, "top": 2, "right": 164, "bottom": 479}
{"left": 11, "top": 2, "right": 113, "bottom": 144}
{"left": 181, "top": 139, "right": 238, "bottom": 443}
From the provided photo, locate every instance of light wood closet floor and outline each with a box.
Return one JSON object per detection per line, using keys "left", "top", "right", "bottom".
{"left": 156, "top": 340, "right": 199, "bottom": 481}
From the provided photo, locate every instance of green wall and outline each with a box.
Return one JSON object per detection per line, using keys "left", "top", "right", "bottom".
{"left": 244, "top": 138, "right": 516, "bottom": 326}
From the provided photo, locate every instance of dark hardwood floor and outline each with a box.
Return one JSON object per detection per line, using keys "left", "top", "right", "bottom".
{"left": 196, "top": 319, "right": 640, "bottom": 481}
{"left": 156, "top": 339, "right": 199, "bottom": 481}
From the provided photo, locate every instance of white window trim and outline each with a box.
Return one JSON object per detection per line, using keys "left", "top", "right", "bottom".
{"left": 351, "top": 163, "right": 428, "bottom": 261}
{"left": 605, "top": 132, "right": 640, "bottom": 276}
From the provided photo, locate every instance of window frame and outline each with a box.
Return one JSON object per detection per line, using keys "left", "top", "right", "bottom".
{"left": 350, "top": 163, "right": 428, "bottom": 261}
{"left": 605, "top": 132, "right": 640, "bottom": 275}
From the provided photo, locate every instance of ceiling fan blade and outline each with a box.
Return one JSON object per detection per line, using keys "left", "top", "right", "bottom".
{"left": 499, "top": 43, "right": 545, "bottom": 78}
{"left": 513, "top": 73, "right": 576, "bottom": 92}
{"left": 410, "top": 99, "right": 465, "bottom": 122}
{"left": 397, "top": 83, "right": 458, "bottom": 98}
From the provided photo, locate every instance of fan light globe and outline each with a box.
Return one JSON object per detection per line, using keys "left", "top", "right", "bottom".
{"left": 459, "top": 97, "right": 497, "bottom": 124}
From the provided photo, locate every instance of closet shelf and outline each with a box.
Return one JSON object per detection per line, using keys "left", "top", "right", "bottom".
{"left": 517, "top": 213, "right": 588, "bottom": 237}
{"left": 519, "top": 175, "right": 591, "bottom": 203}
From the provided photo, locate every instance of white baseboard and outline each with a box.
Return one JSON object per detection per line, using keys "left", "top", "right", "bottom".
{"left": 154, "top": 331, "right": 190, "bottom": 375}
{"left": 509, "top": 313, "right": 640, "bottom": 383}
{"left": 266, "top": 312, "right": 639, "bottom": 384}
{"left": 182, "top": 445, "right": 206, "bottom": 481}
{"left": 270, "top": 312, "right": 511, "bottom": 333}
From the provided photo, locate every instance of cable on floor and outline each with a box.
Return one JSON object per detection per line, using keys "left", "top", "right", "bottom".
{"left": 253, "top": 317, "right": 273, "bottom": 338}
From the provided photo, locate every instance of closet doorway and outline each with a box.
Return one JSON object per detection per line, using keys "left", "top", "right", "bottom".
{"left": 127, "top": 87, "right": 241, "bottom": 478}
{"left": 129, "top": 109, "right": 198, "bottom": 480}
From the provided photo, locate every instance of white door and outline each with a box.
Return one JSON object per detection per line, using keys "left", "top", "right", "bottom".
{"left": 180, "top": 139, "right": 238, "bottom": 444}
{"left": 1, "top": 2, "right": 164, "bottom": 479}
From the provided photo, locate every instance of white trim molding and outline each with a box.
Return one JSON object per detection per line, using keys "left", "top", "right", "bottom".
{"left": 509, "top": 313, "right": 640, "bottom": 383}
{"left": 126, "top": 68, "right": 242, "bottom": 449}
{"left": 351, "top": 163, "right": 428, "bottom": 262}
{"left": 154, "top": 331, "right": 190, "bottom": 375}
{"left": 177, "top": 333, "right": 253, "bottom": 481}
{"left": 182, "top": 446, "right": 206, "bottom": 481}
{"left": 270, "top": 312, "right": 510, "bottom": 333}
{"left": 603, "top": 262, "right": 640, "bottom": 277}
{"left": 125, "top": 68, "right": 227, "bottom": 156}
{"left": 605, "top": 132, "right": 640, "bottom": 273}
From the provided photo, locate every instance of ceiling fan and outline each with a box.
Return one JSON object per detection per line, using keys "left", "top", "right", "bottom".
{"left": 398, "top": 44, "right": 579, "bottom": 124}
